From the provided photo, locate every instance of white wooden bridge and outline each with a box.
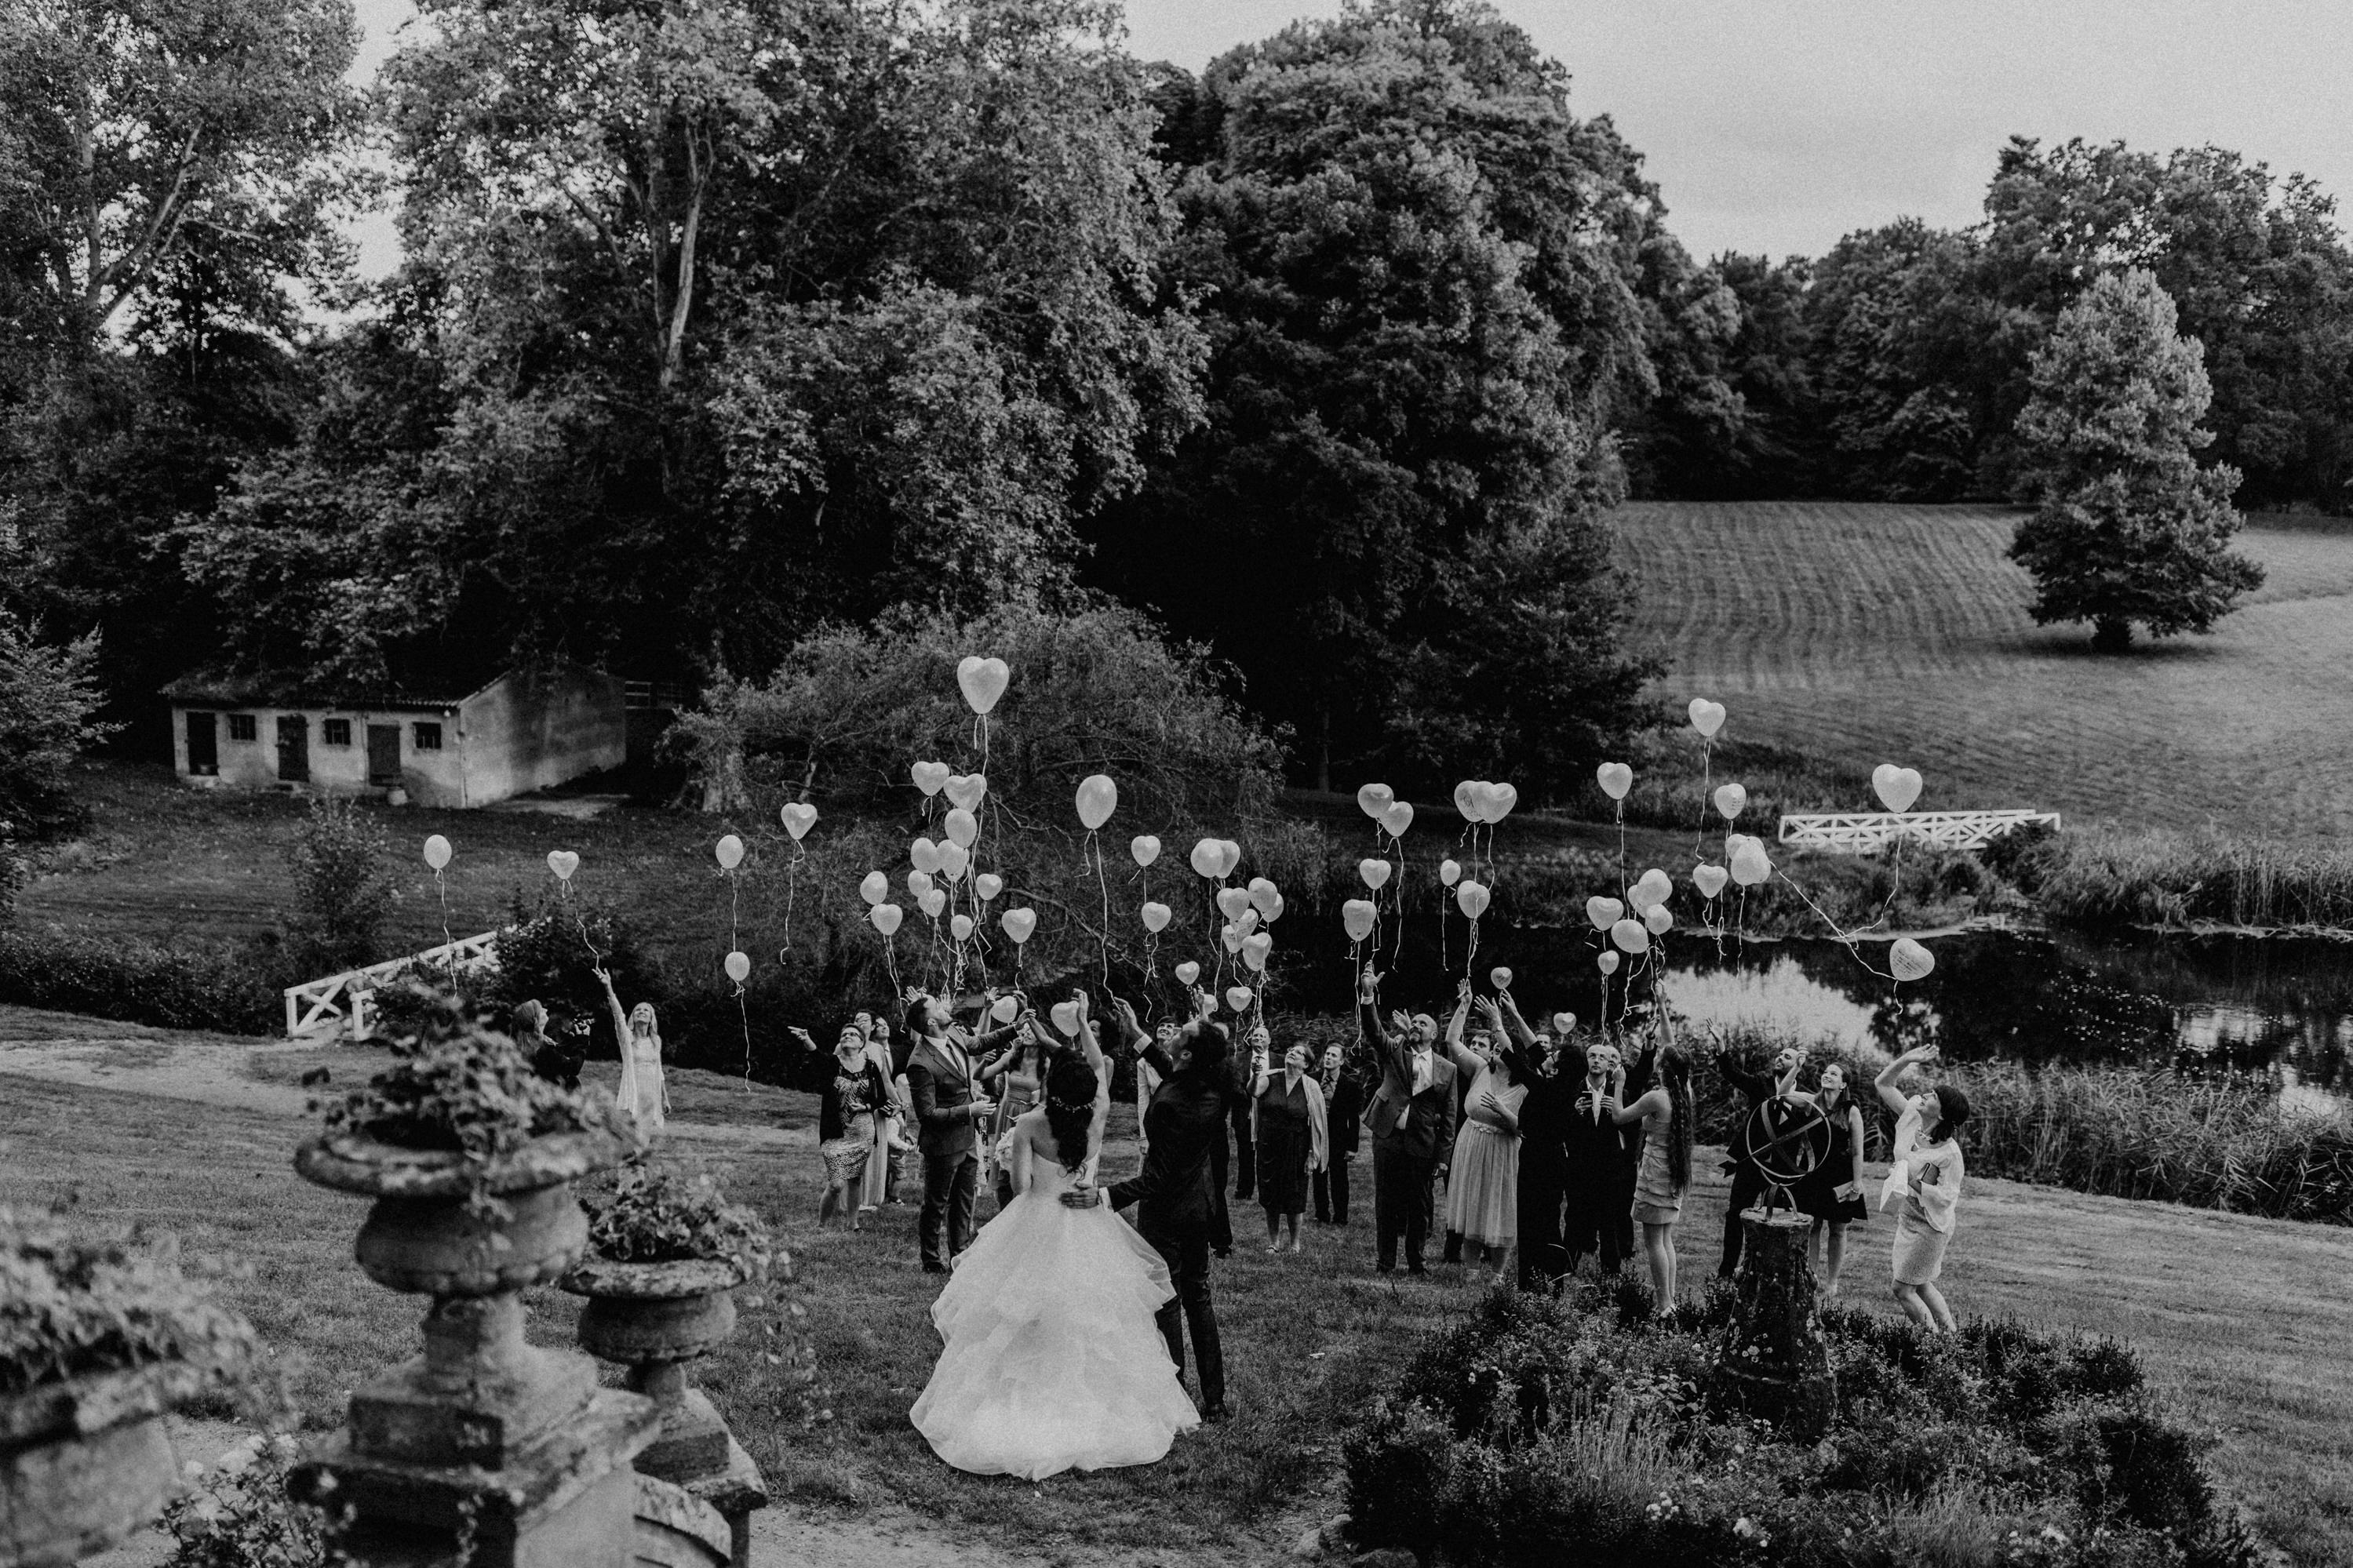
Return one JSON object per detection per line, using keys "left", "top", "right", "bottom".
{"left": 284, "top": 930, "right": 502, "bottom": 1039}
{"left": 1777, "top": 810, "right": 2060, "bottom": 852}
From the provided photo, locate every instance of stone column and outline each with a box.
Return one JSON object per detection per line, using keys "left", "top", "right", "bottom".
{"left": 290, "top": 1131, "right": 660, "bottom": 1568}
{"left": 1710, "top": 1208, "right": 1835, "bottom": 1440}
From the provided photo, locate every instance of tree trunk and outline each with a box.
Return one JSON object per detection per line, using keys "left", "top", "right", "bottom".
{"left": 1314, "top": 710, "right": 1331, "bottom": 793}
{"left": 2090, "top": 617, "right": 2133, "bottom": 653}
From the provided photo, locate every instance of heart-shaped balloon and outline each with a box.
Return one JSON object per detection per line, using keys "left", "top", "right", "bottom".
{"left": 1479, "top": 782, "right": 1518, "bottom": 824}
{"left": 1262, "top": 890, "right": 1285, "bottom": 923}
{"left": 956, "top": 654, "right": 1010, "bottom": 715}
{"left": 1358, "top": 857, "right": 1393, "bottom": 891}
{"left": 781, "top": 802, "right": 818, "bottom": 840}
{"left": 1237, "top": 908, "right": 1260, "bottom": 934}
{"left": 1075, "top": 773, "right": 1118, "bottom": 831}
{"left": 1242, "top": 931, "right": 1273, "bottom": 971}
{"left": 1597, "top": 951, "right": 1620, "bottom": 976}
{"left": 945, "top": 773, "right": 987, "bottom": 811}
{"left": 869, "top": 904, "right": 903, "bottom": 936}
{"left": 860, "top": 870, "right": 888, "bottom": 905}
{"left": 1610, "top": 918, "right": 1650, "bottom": 955}
{"left": 1221, "top": 924, "right": 1244, "bottom": 954}
{"left": 1873, "top": 763, "right": 1923, "bottom": 814}
{"left": 1382, "top": 801, "right": 1415, "bottom": 839}
{"left": 999, "top": 907, "right": 1036, "bottom": 944}
{"left": 974, "top": 872, "right": 1003, "bottom": 902}
{"left": 1131, "top": 835, "right": 1161, "bottom": 868}
{"left": 1490, "top": 966, "right": 1513, "bottom": 991}
{"left": 1452, "top": 780, "right": 1483, "bottom": 822}
{"left": 936, "top": 841, "right": 969, "bottom": 880}
{"left": 715, "top": 835, "right": 745, "bottom": 871}
{"left": 1356, "top": 782, "right": 1394, "bottom": 819}
{"left": 1644, "top": 904, "right": 1673, "bottom": 935}
{"left": 547, "top": 849, "right": 580, "bottom": 881}
{"left": 1217, "top": 840, "right": 1242, "bottom": 878}
{"left": 422, "top": 834, "right": 452, "bottom": 870}
{"left": 1688, "top": 697, "right": 1726, "bottom": 738}
{"left": 1051, "top": 1000, "right": 1083, "bottom": 1037}
{"left": 919, "top": 887, "right": 946, "bottom": 919}
{"left": 1692, "top": 864, "right": 1729, "bottom": 898}
{"left": 724, "top": 950, "right": 751, "bottom": 984}
{"left": 1216, "top": 886, "right": 1251, "bottom": 920}
{"left": 1248, "top": 877, "right": 1280, "bottom": 915}
{"left": 1550, "top": 1011, "right": 1576, "bottom": 1035}
{"left": 1456, "top": 880, "right": 1491, "bottom": 920}
{"left": 942, "top": 808, "right": 978, "bottom": 848}
{"left": 1596, "top": 762, "right": 1633, "bottom": 802}
{"left": 1225, "top": 986, "right": 1255, "bottom": 1013}
{"left": 1631, "top": 868, "right": 1673, "bottom": 911}
{"left": 1714, "top": 783, "right": 1747, "bottom": 821}
{"left": 1891, "top": 937, "right": 1936, "bottom": 982}
{"left": 1342, "top": 899, "right": 1376, "bottom": 942}
{"left": 990, "top": 995, "right": 1020, "bottom": 1023}
{"left": 950, "top": 913, "right": 974, "bottom": 941}
{"left": 1141, "top": 900, "right": 1172, "bottom": 933}
{"left": 906, "top": 868, "right": 934, "bottom": 897}
{"left": 1585, "top": 896, "right": 1624, "bottom": 931}
{"left": 1175, "top": 961, "right": 1200, "bottom": 985}
{"left": 910, "top": 837, "right": 943, "bottom": 874}
{"left": 910, "top": 761, "right": 949, "bottom": 796}
{"left": 1189, "top": 838, "right": 1224, "bottom": 879}
{"left": 1440, "top": 858, "right": 1462, "bottom": 887}
{"left": 1732, "top": 842, "right": 1773, "bottom": 887}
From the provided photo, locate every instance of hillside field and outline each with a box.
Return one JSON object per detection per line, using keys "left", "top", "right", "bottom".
{"left": 1611, "top": 501, "right": 2353, "bottom": 839}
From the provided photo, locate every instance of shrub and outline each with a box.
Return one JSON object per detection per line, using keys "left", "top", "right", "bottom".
{"left": 160, "top": 1431, "right": 333, "bottom": 1568}
{"left": 0, "top": 610, "right": 115, "bottom": 840}
{"left": 0, "top": 929, "right": 282, "bottom": 1034}
{"left": 582, "top": 1156, "right": 774, "bottom": 1277}
{"left": 0, "top": 828, "right": 24, "bottom": 925}
{"left": 0, "top": 1205, "right": 259, "bottom": 1399}
{"left": 282, "top": 794, "right": 394, "bottom": 973}
{"left": 2029, "top": 825, "right": 2353, "bottom": 932}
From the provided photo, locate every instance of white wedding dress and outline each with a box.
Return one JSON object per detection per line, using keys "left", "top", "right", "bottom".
{"left": 910, "top": 1104, "right": 1200, "bottom": 1479}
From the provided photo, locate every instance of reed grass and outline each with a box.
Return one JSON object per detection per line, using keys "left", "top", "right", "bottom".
{"left": 2024, "top": 824, "right": 2353, "bottom": 932}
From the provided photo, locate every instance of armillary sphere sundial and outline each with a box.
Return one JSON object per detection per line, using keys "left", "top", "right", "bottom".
{"left": 1746, "top": 1093, "right": 1834, "bottom": 1213}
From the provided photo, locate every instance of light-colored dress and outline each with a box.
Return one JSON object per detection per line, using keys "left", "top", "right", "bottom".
{"left": 606, "top": 992, "right": 666, "bottom": 1138}
{"left": 1881, "top": 1107, "right": 1963, "bottom": 1285}
{"left": 1630, "top": 1099, "right": 1682, "bottom": 1224}
{"left": 910, "top": 1100, "right": 1200, "bottom": 1479}
{"left": 1444, "top": 1066, "right": 1527, "bottom": 1248}
{"left": 861, "top": 1038, "right": 904, "bottom": 1211}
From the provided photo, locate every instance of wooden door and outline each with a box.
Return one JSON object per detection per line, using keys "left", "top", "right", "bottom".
{"left": 366, "top": 725, "right": 401, "bottom": 788}
{"left": 276, "top": 715, "right": 310, "bottom": 782}
{"left": 185, "top": 711, "right": 217, "bottom": 775}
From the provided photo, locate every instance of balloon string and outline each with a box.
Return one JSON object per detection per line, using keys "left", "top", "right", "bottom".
{"left": 738, "top": 988, "right": 752, "bottom": 1088}
{"left": 433, "top": 869, "right": 454, "bottom": 984}
{"left": 1389, "top": 833, "right": 1408, "bottom": 971}
{"left": 1092, "top": 832, "right": 1111, "bottom": 984}
{"left": 781, "top": 853, "right": 799, "bottom": 955}
{"left": 1767, "top": 868, "right": 1898, "bottom": 982}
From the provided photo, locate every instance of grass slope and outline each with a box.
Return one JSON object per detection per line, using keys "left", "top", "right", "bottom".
{"left": 2, "top": 1054, "right": 2348, "bottom": 1564}
{"left": 1611, "top": 500, "right": 2353, "bottom": 839}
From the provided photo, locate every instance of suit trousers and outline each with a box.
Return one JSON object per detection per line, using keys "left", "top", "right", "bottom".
{"left": 920, "top": 1151, "right": 978, "bottom": 1269}
{"left": 1228, "top": 1099, "right": 1256, "bottom": 1201}
{"left": 1313, "top": 1154, "right": 1351, "bottom": 1224}
{"left": 1139, "top": 1221, "right": 1223, "bottom": 1412}
{"left": 1206, "top": 1118, "right": 1236, "bottom": 1255}
{"left": 1374, "top": 1146, "right": 1437, "bottom": 1271}
{"left": 1516, "top": 1166, "right": 1568, "bottom": 1290}
{"left": 1718, "top": 1162, "right": 1770, "bottom": 1277}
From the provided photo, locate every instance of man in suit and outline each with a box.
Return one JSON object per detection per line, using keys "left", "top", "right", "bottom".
{"left": 1061, "top": 990, "right": 1229, "bottom": 1421}
{"left": 1358, "top": 965, "right": 1458, "bottom": 1275}
{"left": 1717, "top": 1041, "right": 1807, "bottom": 1278}
{"left": 1313, "top": 1042, "right": 1361, "bottom": 1225}
{"left": 901, "top": 991, "right": 1025, "bottom": 1273}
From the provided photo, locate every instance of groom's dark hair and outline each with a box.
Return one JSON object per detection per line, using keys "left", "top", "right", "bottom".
{"left": 1186, "top": 1020, "right": 1231, "bottom": 1073}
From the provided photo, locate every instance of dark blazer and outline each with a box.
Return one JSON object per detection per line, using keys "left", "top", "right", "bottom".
{"left": 904, "top": 1024, "right": 1019, "bottom": 1158}
{"left": 1322, "top": 1070, "right": 1363, "bottom": 1159}
{"left": 818, "top": 1059, "right": 890, "bottom": 1144}
{"left": 1359, "top": 1001, "right": 1459, "bottom": 1163}
{"left": 1109, "top": 1042, "right": 1225, "bottom": 1239}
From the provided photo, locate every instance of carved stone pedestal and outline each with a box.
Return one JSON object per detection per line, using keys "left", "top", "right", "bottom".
{"left": 1711, "top": 1208, "right": 1836, "bottom": 1441}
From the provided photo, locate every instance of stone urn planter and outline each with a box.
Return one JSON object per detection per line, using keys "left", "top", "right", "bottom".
{"left": 1710, "top": 1208, "right": 1836, "bottom": 1440}
{"left": 1, "top": 1361, "right": 210, "bottom": 1568}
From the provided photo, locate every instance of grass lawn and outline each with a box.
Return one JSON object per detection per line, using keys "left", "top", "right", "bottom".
{"left": 4, "top": 1062, "right": 2349, "bottom": 1565}
{"left": 1611, "top": 500, "right": 2353, "bottom": 839}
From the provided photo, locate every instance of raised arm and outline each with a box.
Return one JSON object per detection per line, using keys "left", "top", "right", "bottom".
{"left": 1445, "top": 980, "right": 1471, "bottom": 1050}
{"left": 1073, "top": 992, "right": 1111, "bottom": 1117}
{"left": 595, "top": 967, "right": 630, "bottom": 1048}
{"left": 1611, "top": 1085, "right": 1665, "bottom": 1127}
{"left": 1494, "top": 993, "right": 1541, "bottom": 1052}
{"left": 1875, "top": 1047, "right": 1930, "bottom": 1119}
{"left": 1356, "top": 966, "right": 1401, "bottom": 1056}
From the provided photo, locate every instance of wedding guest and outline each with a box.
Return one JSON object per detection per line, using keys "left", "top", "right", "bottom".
{"left": 1441, "top": 991, "right": 1527, "bottom": 1278}
{"left": 981, "top": 1010, "right": 1058, "bottom": 1214}
{"left": 1492, "top": 994, "right": 1572, "bottom": 1291}
{"left": 1717, "top": 1040, "right": 1808, "bottom": 1278}
{"left": 595, "top": 966, "right": 668, "bottom": 1140}
{"left": 813, "top": 1026, "right": 891, "bottom": 1231}
{"left": 903, "top": 990, "right": 1024, "bottom": 1273}
{"left": 1359, "top": 966, "right": 1459, "bottom": 1276}
{"left": 1561, "top": 1037, "right": 1631, "bottom": 1276}
{"left": 1792, "top": 1062, "right": 1870, "bottom": 1294}
{"left": 515, "top": 999, "right": 581, "bottom": 1090}
{"left": 1874, "top": 1046, "right": 1969, "bottom": 1333}
{"left": 1135, "top": 1023, "right": 1174, "bottom": 1159}
{"left": 1312, "top": 1043, "right": 1361, "bottom": 1225}
{"left": 1612, "top": 1036, "right": 1695, "bottom": 1311}
{"left": 1251, "top": 1039, "right": 1328, "bottom": 1253}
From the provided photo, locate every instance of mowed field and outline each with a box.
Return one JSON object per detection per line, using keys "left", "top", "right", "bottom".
{"left": 1611, "top": 501, "right": 2353, "bottom": 839}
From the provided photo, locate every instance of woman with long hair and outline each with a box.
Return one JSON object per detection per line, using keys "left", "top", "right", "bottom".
{"left": 912, "top": 989, "right": 1199, "bottom": 1479}
{"left": 810, "top": 1024, "right": 891, "bottom": 1231}
{"left": 1791, "top": 1061, "right": 1870, "bottom": 1294}
{"left": 1612, "top": 1035, "right": 1693, "bottom": 1311}
{"left": 515, "top": 998, "right": 582, "bottom": 1090}
{"left": 596, "top": 966, "right": 668, "bottom": 1139}
{"left": 1437, "top": 994, "right": 1528, "bottom": 1280}
{"left": 1249, "top": 1035, "right": 1328, "bottom": 1253}
{"left": 1874, "top": 1046, "right": 1971, "bottom": 1333}
{"left": 980, "top": 1005, "right": 1054, "bottom": 1214}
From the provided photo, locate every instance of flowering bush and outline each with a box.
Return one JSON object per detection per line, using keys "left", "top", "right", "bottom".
{"left": 159, "top": 1432, "right": 335, "bottom": 1568}
{"left": 0, "top": 1205, "right": 257, "bottom": 1399}
{"left": 583, "top": 1156, "right": 775, "bottom": 1278}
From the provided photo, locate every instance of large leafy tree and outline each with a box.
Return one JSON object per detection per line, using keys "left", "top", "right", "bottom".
{"left": 1089, "top": 0, "right": 1673, "bottom": 792}
{"left": 2008, "top": 268, "right": 2263, "bottom": 651}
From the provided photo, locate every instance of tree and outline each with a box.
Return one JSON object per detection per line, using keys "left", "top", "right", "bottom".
{"left": 0, "top": 609, "right": 112, "bottom": 837}
{"left": 2007, "top": 269, "right": 2263, "bottom": 652}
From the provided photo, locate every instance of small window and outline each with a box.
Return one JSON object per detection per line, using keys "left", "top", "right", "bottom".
{"left": 413, "top": 722, "right": 443, "bottom": 751}
{"left": 227, "top": 714, "right": 257, "bottom": 742}
{"left": 321, "top": 718, "right": 351, "bottom": 746}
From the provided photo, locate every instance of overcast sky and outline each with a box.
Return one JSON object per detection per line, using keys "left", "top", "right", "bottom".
{"left": 344, "top": 0, "right": 2353, "bottom": 275}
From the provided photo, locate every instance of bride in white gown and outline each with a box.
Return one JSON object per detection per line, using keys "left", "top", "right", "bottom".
{"left": 911, "top": 992, "right": 1200, "bottom": 1479}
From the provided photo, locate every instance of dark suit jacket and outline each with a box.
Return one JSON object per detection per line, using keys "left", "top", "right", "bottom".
{"left": 1322, "top": 1071, "right": 1363, "bottom": 1159}
{"left": 1359, "top": 1001, "right": 1458, "bottom": 1164}
{"left": 1109, "top": 1042, "right": 1224, "bottom": 1239}
{"left": 904, "top": 1023, "right": 1019, "bottom": 1158}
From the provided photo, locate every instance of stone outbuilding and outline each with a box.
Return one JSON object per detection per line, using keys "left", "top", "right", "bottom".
{"left": 163, "top": 663, "right": 627, "bottom": 809}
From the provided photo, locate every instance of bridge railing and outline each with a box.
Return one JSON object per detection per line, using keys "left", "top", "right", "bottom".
{"left": 282, "top": 930, "right": 503, "bottom": 1039}
{"left": 1777, "top": 810, "right": 2060, "bottom": 852}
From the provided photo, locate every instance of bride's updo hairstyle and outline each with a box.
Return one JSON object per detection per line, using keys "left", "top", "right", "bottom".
{"left": 1044, "top": 1057, "right": 1099, "bottom": 1174}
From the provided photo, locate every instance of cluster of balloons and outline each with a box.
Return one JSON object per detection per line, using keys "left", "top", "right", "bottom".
{"left": 1452, "top": 780, "right": 1518, "bottom": 824}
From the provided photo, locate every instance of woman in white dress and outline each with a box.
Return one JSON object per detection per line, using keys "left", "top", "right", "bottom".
{"left": 596, "top": 966, "right": 668, "bottom": 1140}
{"left": 1874, "top": 1046, "right": 1970, "bottom": 1333}
{"left": 912, "top": 992, "right": 1200, "bottom": 1480}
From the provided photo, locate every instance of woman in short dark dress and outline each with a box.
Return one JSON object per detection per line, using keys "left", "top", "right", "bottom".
{"left": 1251, "top": 1040, "right": 1328, "bottom": 1253}
{"left": 1792, "top": 1061, "right": 1870, "bottom": 1295}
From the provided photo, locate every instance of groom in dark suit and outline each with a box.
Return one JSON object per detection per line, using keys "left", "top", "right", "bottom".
{"left": 1358, "top": 965, "right": 1458, "bottom": 1275}
{"left": 902, "top": 991, "right": 1025, "bottom": 1273}
{"left": 1062, "top": 990, "right": 1229, "bottom": 1421}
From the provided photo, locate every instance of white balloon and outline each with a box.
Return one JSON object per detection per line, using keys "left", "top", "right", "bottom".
{"left": 1141, "top": 900, "right": 1172, "bottom": 933}
{"left": 1217, "top": 840, "right": 1242, "bottom": 878}
{"left": 974, "top": 872, "right": 1003, "bottom": 902}
{"left": 999, "top": 907, "right": 1036, "bottom": 944}
{"left": 1189, "top": 839, "right": 1224, "bottom": 879}
{"left": 935, "top": 841, "right": 969, "bottom": 881}
{"left": 781, "top": 802, "right": 818, "bottom": 840}
{"left": 1550, "top": 1011, "right": 1576, "bottom": 1035}
{"left": 1440, "top": 859, "right": 1462, "bottom": 887}
{"left": 906, "top": 868, "right": 934, "bottom": 898}
{"left": 1452, "top": 780, "right": 1483, "bottom": 822}
{"left": 1131, "top": 834, "right": 1161, "bottom": 868}
{"left": 1382, "top": 801, "right": 1415, "bottom": 838}
{"left": 1490, "top": 966, "right": 1513, "bottom": 991}
{"left": 956, "top": 654, "right": 1010, "bottom": 715}
{"left": 547, "top": 849, "right": 580, "bottom": 882}
{"left": 1630, "top": 868, "right": 1673, "bottom": 911}
{"left": 1872, "top": 763, "right": 1923, "bottom": 815}
{"left": 945, "top": 773, "right": 987, "bottom": 810}
{"left": 1644, "top": 904, "right": 1674, "bottom": 935}
{"left": 1175, "top": 961, "right": 1200, "bottom": 985}
{"left": 910, "top": 761, "right": 949, "bottom": 797}
{"left": 919, "top": 887, "right": 946, "bottom": 919}
{"left": 1216, "top": 886, "right": 1252, "bottom": 921}
{"left": 1714, "top": 783, "right": 1747, "bottom": 821}
{"left": 1455, "top": 880, "right": 1491, "bottom": 920}
{"left": 1688, "top": 697, "right": 1726, "bottom": 738}
{"left": 724, "top": 950, "right": 750, "bottom": 983}
{"left": 909, "top": 837, "right": 943, "bottom": 874}
{"left": 1892, "top": 937, "right": 1936, "bottom": 982}
{"left": 989, "top": 995, "right": 1021, "bottom": 1023}
{"left": 1342, "top": 899, "right": 1377, "bottom": 942}
{"left": 1356, "top": 783, "right": 1394, "bottom": 820}
{"left": 942, "top": 808, "right": 978, "bottom": 848}
{"left": 1585, "top": 896, "right": 1624, "bottom": 932}
{"left": 715, "top": 834, "right": 745, "bottom": 871}
{"left": 950, "top": 913, "right": 974, "bottom": 941}
{"left": 859, "top": 871, "right": 888, "bottom": 906}
{"left": 1225, "top": 986, "right": 1255, "bottom": 1014}
{"left": 1478, "top": 782, "right": 1518, "bottom": 824}
{"left": 422, "top": 835, "right": 451, "bottom": 870}
{"left": 1263, "top": 890, "right": 1286, "bottom": 923}
{"left": 1075, "top": 773, "right": 1118, "bottom": 832}
{"left": 1596, "top": 762, "right": 1633, "bottom": 802}
{"left": 1597, "top": 951, "right": 1620, "bottom": 976}
{"left": 1242, "top": 932, "right": 1273, "bottom": 972}
{"left": 1692, "top": 864, "right": 1729, "bottom": 898}
{"left": 1051, "top": 1000, "right": 1083, "bottom": 1037}
{"left": 1358, "top": 857, "right": 1393, "bottom": 891}
{"left": 869, "top": 904, "right": 903, "bottom": 937}
{"left": 1221, "top": 924, "right": 1244, "bottom": 954}
{"left": 1731, "top": 842, "right": 1773, "bottom": 887}
{"left": 1248, "top": 877, "right": 1280, "bottom": 916}
{"left": 1236, "top": 908, "right": 1260, "bottom": 934}
{"left": 1610, "top": 918, "right": 1650, "bottom": 955}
